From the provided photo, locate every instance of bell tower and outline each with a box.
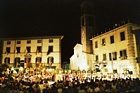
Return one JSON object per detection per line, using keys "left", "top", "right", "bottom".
{"left": 81, "top": 0, "right": 96, "bottom": 54}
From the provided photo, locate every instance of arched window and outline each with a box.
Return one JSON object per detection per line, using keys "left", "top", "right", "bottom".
{"left": 47, "top": 56, "right": 54, "bottom": 66}
{"left": 35, "top": 57, "right": 42, "bottom": 67}
{"left": 14, "top": 57, "right": 20, "bottom": 68}
{"left": 4, "top": 57, "right": 10, "bottom": 64}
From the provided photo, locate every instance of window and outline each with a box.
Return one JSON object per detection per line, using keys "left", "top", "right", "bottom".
{"left": 110, "top": 35, "right": 114, "bottom": 44}
{"left": 4, "top": 57, "right": 10, "bottom": 64}
{"left": 120, "top": 31, "right": 125, "bottom": 41}
{"left": 103, "top": 54, "right": 107, "bottom": 61}
{"left": 85, "top": 6, "right": 92, "bottom": 14}
{"left": 17, "top": 41, "right": 21, "bottom": 44}
{"left": 47, "top": 56, "right": 54, "bottom": 65}
{"left": 47, "top": 46, "right": 53, "bottom": 55}
{"left": 25, "top": 58, "right": 31, "bottom": 62}
{"left": 20, "top": 60, "right": 25, "bottom": 67}
{"left": 37, "top": 46, "right": 42, "bottom": 53}
{"left": 6, "top": 47, "right": 10, "bottom": 53}
{"left": 36, "top": 57, "right": 42, "bottom": 62}
{"left": 27, "top": 40, "right": 31, "bottom": 44}
{"left": 7, "top": 41, "right": 10, "bottom": 44}
{"left": 109, "top": 53, "right": 112, "bottom": 60}
{"left": 109, "top": 52, "right": 117, "bottom": 60}
{"left": 16, "top": 47, "right": 20, "bottom": 53}
{"left": 120, "top": 49, "right": 127, "bottom": 59}
{"left": 95, "top": 41, "right": 98, "bottom": 48}
{"left": 95, "top": 55, "right": 98, "bottom": 61}
{"left": 49, "top": 39, "right": 53, "bottom": 43}
{"left": 14, "top": 57, "right": 20, "bottom": 68}
{"left": 81, "top": 6, "right": 84, "bottom": 15}
{"left": 112, "top": 52, "right": 117, "bottom": 60}
{"left": 37, "top": 40, "right": 42, "bottom": 43}
{"left": 102, "top": 38, "right": 106, "bottom": 46}
{"left": 26, "top": 46, "right": 31, "bottom": 53}
{"left": 86, "top": 16, "right": 93, "bottom": 26}
{"left": 82, "top": 17, "right": 84, "bottom": 26}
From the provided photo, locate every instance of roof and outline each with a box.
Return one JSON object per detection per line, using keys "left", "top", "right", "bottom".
{"left": 91, "top": 22, "right": 140, "bottom": 40}
{"left": 0, "top": 35, "right": 64, "bottom": 40}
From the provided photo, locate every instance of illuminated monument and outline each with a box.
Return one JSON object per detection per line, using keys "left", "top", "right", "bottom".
{"left": 70, "top": 0, "right": 96, "bottom": 70}
{"left": 70, "top": 0, "right": 140, "bottom": 78}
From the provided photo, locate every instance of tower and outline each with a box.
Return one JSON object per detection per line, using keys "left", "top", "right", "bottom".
{"left": 80, "top": 0, "right": 97, "bottom": 70}
{"left": 81, "top": 0, "right": 96, "bottom": 54}
{"left": 70, "top": 0, "right": 97, "bottom": 70}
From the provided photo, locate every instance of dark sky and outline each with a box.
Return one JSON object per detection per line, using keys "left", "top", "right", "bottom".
{"left": 0, "top": 0, "right": 140, "bottom": 63}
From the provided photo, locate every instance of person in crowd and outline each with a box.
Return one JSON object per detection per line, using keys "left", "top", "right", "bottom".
{"left": 42, "top": 85, "right": 49, "bottom": 93}
{"left": 78, "top": 84, "right": 86, "bottom": 93}
{"left": 34, "top": 82, "right": 41, "bottom": 93}
{"left": 85, "top": 84, "right": 94, "bottom": 93}
{"left": 47, "top": 83, "right": 58, "bottom": 93}
{"left": 67, "top": 81, "right": 76, "bottom": 93}
{"left": 62, "top": 83, "right": 69, "bottom": 93}
{"left": 26, "top": 82, "right": 35, "bottom": 93}
{"left": 1, "top": 70, "right": 140, "bottom": 93}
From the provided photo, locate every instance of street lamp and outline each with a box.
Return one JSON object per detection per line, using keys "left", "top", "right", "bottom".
{"left": 19, "top": 67, "right": 23, "bottom": 72}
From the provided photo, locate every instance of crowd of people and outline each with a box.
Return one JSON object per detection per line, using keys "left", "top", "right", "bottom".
{"left": 0, "top": 70, "right": 140, "bottom": 93}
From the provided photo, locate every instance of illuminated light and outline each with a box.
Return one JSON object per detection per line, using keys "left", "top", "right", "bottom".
{"left": 13, "top": 70, "right": 17, "bottom": 74}
{"left": 59, "top": 69, "right": 63, "bottom": 74}
{"left": 128, "top": 66, "right": 133, "bottom": 69}
{"left": 87, "top": 79, "right": 90, "bottom": 82}
{"left": 19, "top": 67, "right": 23, "bottom": 72}
{"left": 107, "top": 65, "right": 112, "bottom": 73}
{"left": 68, "top": 70, "right": 71, "bottom": 74}
{"left": 48, "top": 81, "right": 55, "bottom": 85}
{"left": 38, "top": 74, "right": 41, "bottom": 78}
{"left": 11, "top": 67, "right": 14, "bottom": 71}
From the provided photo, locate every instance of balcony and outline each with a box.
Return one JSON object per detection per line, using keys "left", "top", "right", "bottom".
{"left": 119, "top": 56, "right": 128, "bottom": 60}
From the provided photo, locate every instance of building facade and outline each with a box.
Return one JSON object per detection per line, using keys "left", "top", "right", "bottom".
{"left": 1, "top": 36, "right": 63, "bottom": 72}
{"left": 70, "top": 0, "right": 140, "bottom": 78}
{"left": 91, "top": 23, "right": 140, "bottom": 78}
{"left": 70, "top": 44, "right": 89, "bottom": 70}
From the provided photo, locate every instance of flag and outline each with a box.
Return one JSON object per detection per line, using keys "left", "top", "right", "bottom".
{"left": 24, "top": 49, "right": 28, "bottom": 54}
{"left": 36, "top": 49, "right": 38, "bottom": 55}
{"left": 26, "top": 61, "right": 31, "bottom": 68}
{"left": 5, "top": 51, "right": 8, "bottom": 55}
{"left": 38, "top": 62, "right": 41, "bottom": 67}
{"left": 26, "top": 62, "right": 29, "bottom": 68}
{"left": 15, "top": 49, "right": 17, "bottom": 54}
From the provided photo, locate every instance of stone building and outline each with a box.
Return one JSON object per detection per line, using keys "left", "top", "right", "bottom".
{"left": 1, "top": 36, "right": 63, "bottom": 72}
{"left": 91, "top": 23, "right": 140, "bottom": 78}
{"left": 70, "top": 0, "right": 140, "bottom": 78}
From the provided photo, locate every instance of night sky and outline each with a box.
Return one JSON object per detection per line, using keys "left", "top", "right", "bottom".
{"left": 0, "top": 0, "right": 140, "bottom": 63}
